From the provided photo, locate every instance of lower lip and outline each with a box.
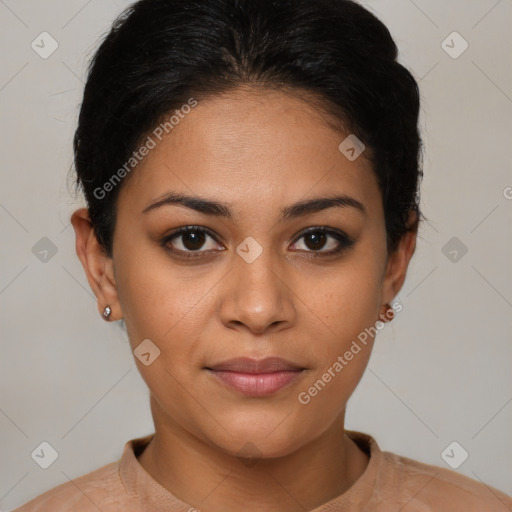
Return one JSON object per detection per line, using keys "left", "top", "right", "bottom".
{"left": 207, "top": 369, "right": 304, "bottom": 397}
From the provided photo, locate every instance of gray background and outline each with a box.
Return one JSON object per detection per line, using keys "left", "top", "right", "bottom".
{"left": 1, "top": 0, "right": 511, "bottom": 509}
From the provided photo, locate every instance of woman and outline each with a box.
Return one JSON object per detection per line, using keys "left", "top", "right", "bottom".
{"left": 13, "top": 0, "right": 512, "bottom": 510}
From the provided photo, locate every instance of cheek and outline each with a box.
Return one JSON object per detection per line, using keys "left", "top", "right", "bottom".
{"left": 293, "top": 248, "right": 384, "bottom": 404}
{"left": 114, "top": 248, "right": 218, "bottom": 373}
{"left": 115, "top": 245, "right": 182, "bottom": 332}
{"left": 114, "top": 256, "right": 209, "bottom": 414}
{"left": 300, "top": 253, "right": 383, "bottom": 344}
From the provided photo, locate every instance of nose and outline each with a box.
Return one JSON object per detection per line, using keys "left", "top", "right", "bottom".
{"left": 218, "top": 248, "right": 296, "bottom": 335}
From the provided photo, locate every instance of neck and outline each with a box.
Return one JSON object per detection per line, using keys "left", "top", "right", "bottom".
{"left": 137, "top": 396, "right": 369, "bottom": 512}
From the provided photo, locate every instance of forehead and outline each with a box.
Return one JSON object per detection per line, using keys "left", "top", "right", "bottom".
{"left": 119, "top": 87, "right": 380, "bottom": 216}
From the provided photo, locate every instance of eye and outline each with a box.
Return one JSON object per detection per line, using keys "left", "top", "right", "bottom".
{"left": 161, "top": 226, "right": 224, "bottom": 257}
{"left": 290, "top": 227, "right": 355, "bottom": 256}
{"left": 161, "top": 225, "right": 355, "bottom": 259}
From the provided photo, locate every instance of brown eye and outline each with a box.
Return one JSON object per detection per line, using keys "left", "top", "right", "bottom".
{"left": 303, "top": 231, "right": 328, "bottom": 251}
{"left": 178, "top": 230, "right": 207, "bottom": 251}
{"left": 291, "top": 227, "right": 355, "bottom": 256}
{"left": 162, "top": 226, "right": 223, "bottom": 257}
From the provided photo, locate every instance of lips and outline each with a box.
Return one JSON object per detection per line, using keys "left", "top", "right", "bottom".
{"left": 206, "top": 356, "right": 303, "bottom": 373}
{"left": 205, "top": 357, "right": 306, "bottom": 397}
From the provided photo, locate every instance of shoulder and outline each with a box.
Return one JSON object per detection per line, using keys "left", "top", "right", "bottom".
{"left": 380, "top": 450, "right": 512, "bottom": 511}
{"left": 11, "top": 460, "right": 131, "bottom": 512}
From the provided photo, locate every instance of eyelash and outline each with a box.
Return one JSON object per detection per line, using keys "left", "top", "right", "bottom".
{"left": 161, "top": 225, "right": 355, "bottom": 260}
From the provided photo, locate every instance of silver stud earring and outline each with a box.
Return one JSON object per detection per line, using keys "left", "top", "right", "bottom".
{"left": 103, "top": 306, "right": 111, "bottom": 319}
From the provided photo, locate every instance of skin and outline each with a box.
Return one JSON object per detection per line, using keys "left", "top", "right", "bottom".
{"left": 71, "top": 86, "right": 417, "bottom": 512}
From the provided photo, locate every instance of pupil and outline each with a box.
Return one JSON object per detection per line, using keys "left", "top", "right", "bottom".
{"left": 306, "top": 231, "right": 326, "bottom": 250}
{"left": 183, "top": 231, "right": 205, "bottom": 250}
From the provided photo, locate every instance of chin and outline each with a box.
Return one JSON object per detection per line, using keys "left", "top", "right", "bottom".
{"left": 202, "top": 412, "right": 312, "bottom": 460}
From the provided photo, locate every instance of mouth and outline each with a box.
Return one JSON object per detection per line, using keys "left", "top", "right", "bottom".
{"left": 205, "top": 357, "right": 306, "bottom": 397}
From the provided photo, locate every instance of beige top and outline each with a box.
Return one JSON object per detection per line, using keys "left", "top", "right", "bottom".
{"left": 12, "top": 430, "right": 512, "bottom": 511}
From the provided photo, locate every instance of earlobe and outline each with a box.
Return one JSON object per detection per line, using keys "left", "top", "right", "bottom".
{"left": 70, "top": 208, "right": 122, "bottom": 321}
{"left": 380, "top": 211, "right": 418, "bottom": 305}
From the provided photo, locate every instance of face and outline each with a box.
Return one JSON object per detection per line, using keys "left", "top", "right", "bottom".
{"left": 74, "top": 86, "right": 414, "bottom": 459}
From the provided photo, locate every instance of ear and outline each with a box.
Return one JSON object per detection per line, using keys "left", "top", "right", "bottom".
{"left": 70, "top": 208, "right": 122, "bottom": 321}
{"left": 380, "top": 211, "right": 418, "bottom": 306}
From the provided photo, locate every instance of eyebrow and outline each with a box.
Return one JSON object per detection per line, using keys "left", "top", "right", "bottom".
{"left": 142, "top": 191, "right": 366, "bottom": 220}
